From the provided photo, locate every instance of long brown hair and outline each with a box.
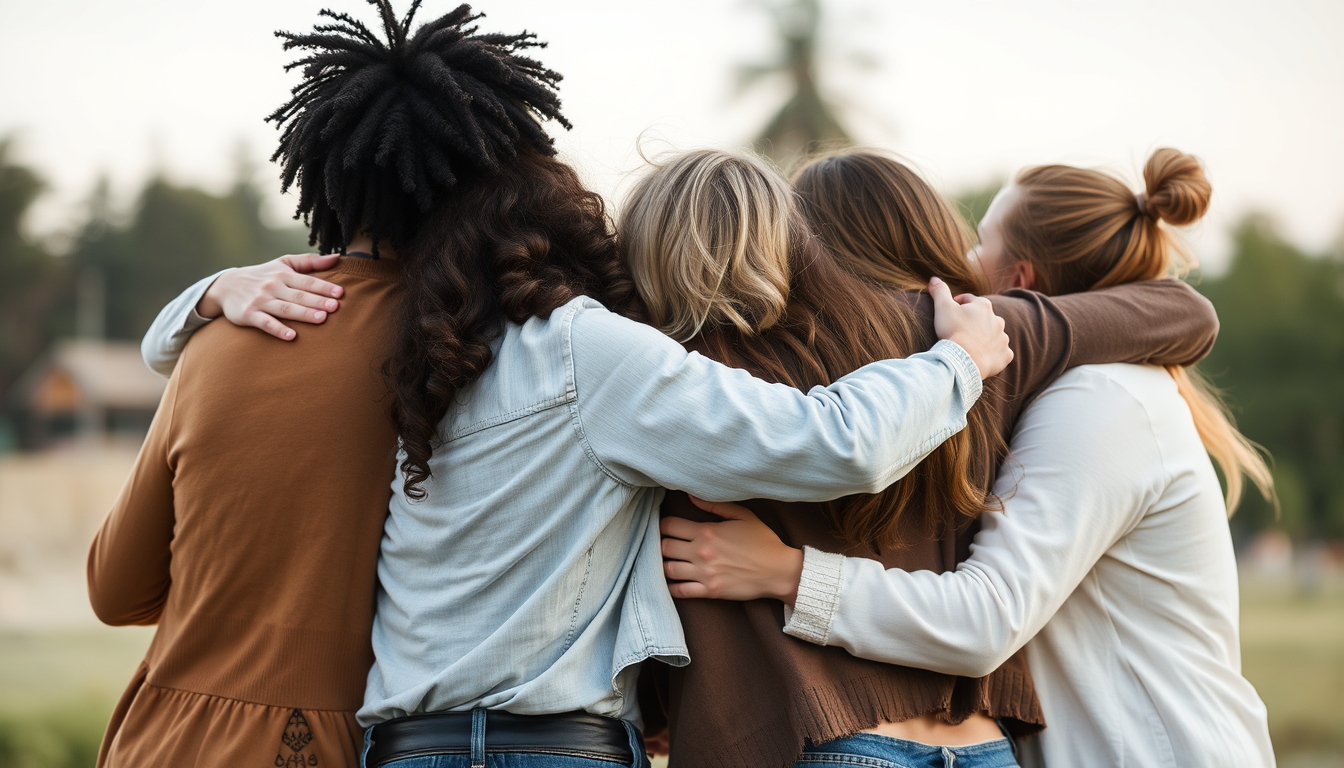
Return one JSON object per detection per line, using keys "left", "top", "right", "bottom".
{"left": 622, "top": 149, "right": 996, "bottom": 547}
{"left": 391, "top": 148, "right": 643, "bottom": 499}
{"left": 791, "top": 150, "right": 1006, "bottom": 539}
{"left": 999, "top": 148, "right": 1273, "bottom": 512}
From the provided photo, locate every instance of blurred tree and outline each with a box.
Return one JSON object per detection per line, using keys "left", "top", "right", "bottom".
{"left": 954, "top": 181, "right": 1003, "bottom": 233}
{"left": 69, "top": 163, "right": 309, "bottom": 340}
{"left": 742, "top": 0, "right": 852, "bottom": 165}
{"left": 0, "top": 140, "right": 68, "bottom": 399}
{"left": 1197, "top": 215, "right": 1344, "bottom": 539}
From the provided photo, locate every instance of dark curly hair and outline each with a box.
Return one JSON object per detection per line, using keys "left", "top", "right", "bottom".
{"left": 389, "top": 150, "right": 643, "bottom": 498}
{"left": 269, "top": 1, "right": 641, "bottom": 498}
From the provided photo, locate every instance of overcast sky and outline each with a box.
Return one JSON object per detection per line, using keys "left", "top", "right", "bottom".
{"left": 2, "top": 0, "right": 1341, "bottom": 271}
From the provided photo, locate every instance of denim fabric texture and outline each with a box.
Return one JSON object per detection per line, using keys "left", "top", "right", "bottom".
{"left": 796, "top": 733, "right": 1019, "bottom": 768}
{"left": 359, "top": 296, "right": 980, "bottom": 726}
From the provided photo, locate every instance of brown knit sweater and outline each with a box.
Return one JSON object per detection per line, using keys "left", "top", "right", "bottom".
{"left": 88, "top": 257, "right": 402, "bottom": 768}
{"left": 648, "top": 280, "right": 1220, "bottom": 768}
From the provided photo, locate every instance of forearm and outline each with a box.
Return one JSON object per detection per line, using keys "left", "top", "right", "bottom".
{"left": 786, "top": 549, "right": 1040, "bottom": 677}
{"left": 783, "top": 367, "right": 1158, "bottom": 676}
{"left": 1049, "top": 279, "right": 1219, "bottom": 368}
{"left": 987, "top": 279, "right": 1219, "bottom": 406}
{"left": 583, "top": 333, "right": 982, "bottom": 502}
{"left": 141, "top": 270, "right": 229, "bottom": 376}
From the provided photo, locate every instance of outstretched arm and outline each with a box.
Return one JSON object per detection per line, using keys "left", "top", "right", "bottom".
{"left": 662, "top": 367, "right": 1163, "bottom": 676}
{"left": 988, "top": 279, "right": 1218, "bottom": 406}
{"left": 141, "top": 254, "right": 345, "bottom": 376}
{"left": 572, "top": 281, "right": 1011, "bottom": 503}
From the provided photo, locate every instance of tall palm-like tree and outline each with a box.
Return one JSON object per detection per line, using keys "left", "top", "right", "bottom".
{"left": 740, "top": 0, "right": 853, "bottom": 164}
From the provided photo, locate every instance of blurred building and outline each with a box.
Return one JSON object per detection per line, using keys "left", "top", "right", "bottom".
{"left": 9, "top": 340, "right": 165, "bottom": 449}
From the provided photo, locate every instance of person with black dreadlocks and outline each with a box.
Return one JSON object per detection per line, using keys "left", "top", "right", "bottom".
{"left": 124, "top": 2, "right": 1013, "bottom": 767}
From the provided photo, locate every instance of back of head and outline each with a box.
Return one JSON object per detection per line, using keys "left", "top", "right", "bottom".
{"left": 999, "top": 149, "right": 1272, "bottom": 512}
{"left": 271, "top": 1, "right": 638, "bottom": 499}
{"left": 271, "top": 0, "right": 570, "bottom": 254}
{"left": 998, "top": 148, "right": 1211, "bottom": 294}
{"left": 792, "top": 151, "right": 987, "bottom": 295}
{"left": 621, "top": 149, "right": 795, "bottom": 342}
{"left": 622, "top": 148, "right": 998, "bottom": 547}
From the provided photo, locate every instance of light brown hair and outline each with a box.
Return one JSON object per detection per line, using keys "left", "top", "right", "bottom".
{"left": 622, "top": 148, "right": 1003, "bottom": 547}
{"left": 1000, "top": 148, "right": 1273, "bottom": 512}
{"left": 791, "top": 150, "right": 1006, "bottom": 536}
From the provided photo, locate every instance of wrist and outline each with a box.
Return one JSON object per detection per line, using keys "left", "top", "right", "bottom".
{"left": 773, "top": 546, "right": 805, "bottom": 606}
{"left": 944, "top": 336, "right": 987, "bottom": 380}
{"left": 196, "top": 277, "right": 226, "bottom": 319}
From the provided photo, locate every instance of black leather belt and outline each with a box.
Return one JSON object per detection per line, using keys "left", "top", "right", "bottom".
{"left": 365, "top": 710, "right": 634, "bottom": 767}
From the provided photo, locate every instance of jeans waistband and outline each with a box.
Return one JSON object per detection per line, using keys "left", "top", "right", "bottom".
{"left": 363, "top": 709, "right": 637, "bottom": 768}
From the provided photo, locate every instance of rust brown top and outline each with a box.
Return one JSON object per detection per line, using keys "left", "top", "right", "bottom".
{"left": 88, "top": 258, "right": 402, "bottom": 768}
{"left": 649, "top": 280, "right": 1219, "bottom": 768}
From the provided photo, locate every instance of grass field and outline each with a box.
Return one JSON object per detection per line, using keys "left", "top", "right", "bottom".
{"left": 1, "top": 586, "right": 1340, "bottom": 768}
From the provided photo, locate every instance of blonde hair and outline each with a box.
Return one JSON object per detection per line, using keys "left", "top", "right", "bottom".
{"left": 620, "top": 149, "right": 794, "bottom": 341}
{"left": 620, "top": 146, "right": 1008, "bottom": 548}
{"left": 1001, "top": 148, "right": 1274, "bottom": 513}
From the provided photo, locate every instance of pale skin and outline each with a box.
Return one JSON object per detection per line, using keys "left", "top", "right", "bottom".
{"left": 194, "top": 234, "right": 396, "bottom": 336}
{"left": 662, "top": 193, "right": 1038, "bottom": 747}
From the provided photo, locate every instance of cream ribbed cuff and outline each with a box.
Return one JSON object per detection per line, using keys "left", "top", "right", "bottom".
{"left": 782, "top": 546, "right": 847, "bottom": 645}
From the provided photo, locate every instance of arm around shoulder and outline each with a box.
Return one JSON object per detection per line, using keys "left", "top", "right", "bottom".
{"left": 141, "top": 271, "right": 228, "bottom": 377}
{"left": 566, "top": 303, "right": 982, "bottom": 502}
{"left": 1049, "top": 279, "right": 1219, "bottom": 368}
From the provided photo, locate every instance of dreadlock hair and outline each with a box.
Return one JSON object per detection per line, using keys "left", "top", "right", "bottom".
{"left": 269, "top": 0, "right": 570, "bottom": 253}
{"left": 270, "top": 2, "right": 642, "bottom": 500}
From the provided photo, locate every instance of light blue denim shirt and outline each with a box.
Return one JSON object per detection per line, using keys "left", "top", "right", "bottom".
{"left": 144, "top": 275, "right": 982, "bottom": 728}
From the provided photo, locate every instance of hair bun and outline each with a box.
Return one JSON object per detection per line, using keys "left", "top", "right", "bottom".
{"left": 1142, "top": 148, "right": 1211, "bottom": 226}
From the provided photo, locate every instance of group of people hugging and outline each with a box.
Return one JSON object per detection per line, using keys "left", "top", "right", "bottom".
{"left": 86, "top": 2, "right": 1276, "bottom": 767}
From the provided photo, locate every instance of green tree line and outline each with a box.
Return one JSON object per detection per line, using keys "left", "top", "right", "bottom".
{"left": 0, "top": 139, "right": 307, "bottom": 407}
{"left": 2, "top": 145, "right": 1341, "bottom": 539}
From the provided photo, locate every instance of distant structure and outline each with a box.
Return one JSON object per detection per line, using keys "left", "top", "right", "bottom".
{"left": 10, "top": 340, "right": 166, "bottom": 449}
{"left": 742, "top": 0, "right": 854, "bottom": 165}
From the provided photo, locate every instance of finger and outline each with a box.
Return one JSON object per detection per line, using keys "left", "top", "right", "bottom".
{"left": 660, "top": 536, "right": 699, "bottom": 563}
{"left": 277, "top": 280, "right": 341, "bottom": 312}
{"left": 687, "top": 495, "right": 750, "bottom": 521}
{"left": 954, "top": 292, "right": 979, "bottom": 305}
{"left": 667, "top": 581, "right": 709, "bottom": 600}
{"left": 260, "top": 298, "right": 327, "bottom": 325}
{"left": 928, "top": 276, "right": 956, "bottom": 309}
{"left": 279, "top": 253, "right": 339, "bottom": 274}
{"left": 283, "top": 272, "right": 344, "bottom": 302}
{"left": 659, "top": 516, "right": 706, "bottom": 541}
{"left": 663, "top": 559, "right": 702, "bottom": 582}
{"left": 248, "top": 310, "right": 297, "bottom": 341}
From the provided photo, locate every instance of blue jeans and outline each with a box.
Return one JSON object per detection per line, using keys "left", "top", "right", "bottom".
{"left": 795, "top": 732, "right": 1020, "bottom": 768}
{"left": 361, "top": 710, "right": 650, "bottom": 768}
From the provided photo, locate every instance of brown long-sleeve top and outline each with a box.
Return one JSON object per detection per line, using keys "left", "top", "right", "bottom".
{"left": 649, "top": 279, "right": 1220, "bottom": 768}
{"left": 88, "top": 257, "right": 402, "bottom": 768}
